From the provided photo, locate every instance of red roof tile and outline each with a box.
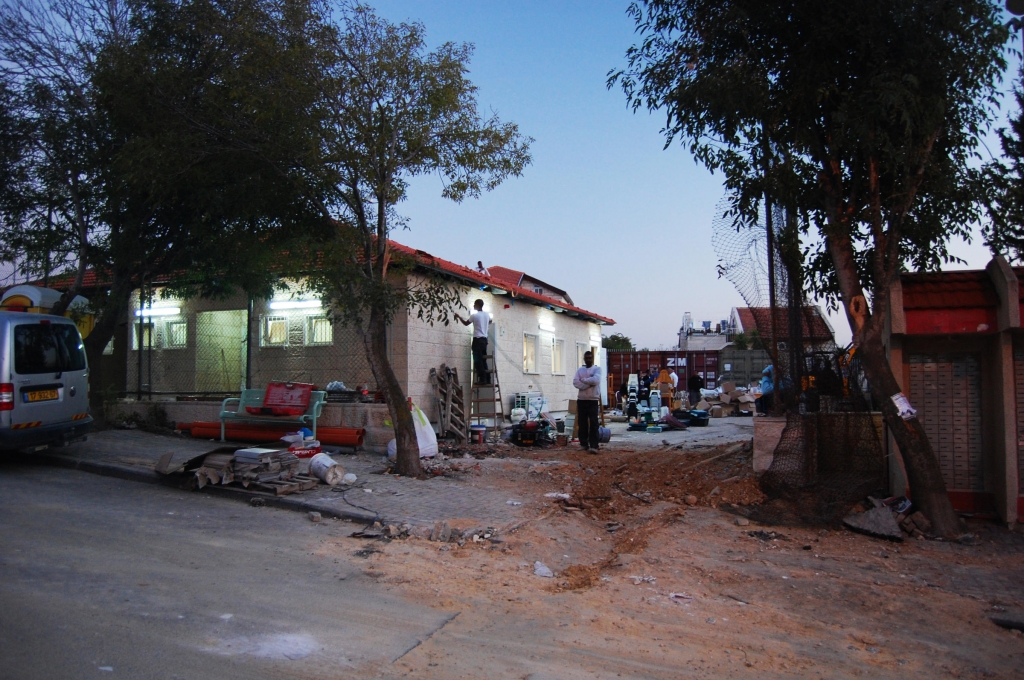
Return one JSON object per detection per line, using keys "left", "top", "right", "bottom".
{"left": 735, "top": 306, "right": 834, "bottom": 341}
{"left": 388, "top": 242, "right": 614, "bottom": 324}
{"left": 21, "top": 240, "right": 616, "bottom": 325}
{"left": 486, "top": 266, "right": 524, "bottom": 289}
{"left": 901, "top": 271, "right": 998, "bottom": 309}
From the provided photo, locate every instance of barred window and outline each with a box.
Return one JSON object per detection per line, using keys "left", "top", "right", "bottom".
{"left": 305, "top": 315, "right": 333, "bottom": 346}
{"left": 132, "top": 322, "right": 155, "bottom": 350}
{"left": 552, "top": 338, "right": 565, "bottom": 375}
{"left": 261, "top": 315, "right": 288, "bottom": 346}
{"left": 523, "top": 333, "right": 538, "bottom": 374}
{"left": 165, "top": 320, "right": 187, "bottom": 349}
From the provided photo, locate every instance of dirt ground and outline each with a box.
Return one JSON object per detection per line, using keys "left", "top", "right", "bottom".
{"left": 317, "top": 435, "right": 1024, "bottom": 679}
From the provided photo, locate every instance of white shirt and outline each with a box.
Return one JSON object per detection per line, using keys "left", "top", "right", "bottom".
{"left": 470, "top": 310, "right": 489, "bottom": 338}
{"left": 669, "top": 371, "right": 678, "bottom": 389}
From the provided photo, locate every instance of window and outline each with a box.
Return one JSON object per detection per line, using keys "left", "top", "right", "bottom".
{"left": 14, "top": 323, "right": 86, "bottom": 374}
{"left": 533, "top": 286, "right": 543, "bottom": 294}
{"left": 551, "top": 338, "right": 565, "bottom": 375}
{"left": 305, "top": 315, "right": 333, "bottom": 346}
{"left": 576, "top": 342, "right": 589, "bottom": 370}
{"left": 165, "top": 320, "right": 187, "bottom": 349}
{"left": 132, "top": 321, "right": 155, "bottom": 350}
{"left": 261, "top": 315, "right": 288, "bottom": 346}
{"left": 523, "top": 333, "right": 538, "bottom": 373}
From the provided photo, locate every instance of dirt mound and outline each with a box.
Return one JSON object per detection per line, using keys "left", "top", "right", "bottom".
{"left": 550, "top": 440, "right": 764, "bottom": 520}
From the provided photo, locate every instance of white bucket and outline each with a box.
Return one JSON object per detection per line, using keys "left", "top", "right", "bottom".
{"left": 309, "top": 452, "right": 345, "bottom": 486}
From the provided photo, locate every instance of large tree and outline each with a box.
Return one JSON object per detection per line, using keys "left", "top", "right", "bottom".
{"left": 308, "top": 5, "right": 531, "bottom": 477}
{"left": 984, "top": 12, "right": 1024, "bottom": 257}
{"left": 0, "top": 0, "right": 325, "bottom": 408}
{"left": 611, "top": 0, "right": 1008, "bottom": 537}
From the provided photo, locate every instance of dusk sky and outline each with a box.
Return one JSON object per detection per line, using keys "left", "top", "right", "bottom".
{"left": 371, "top": 1, "right": 1015, "bottom": 349}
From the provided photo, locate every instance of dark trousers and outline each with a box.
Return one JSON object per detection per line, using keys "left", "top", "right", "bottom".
{"left": 471, "top": 337, "right": 490, "bottom": 384}
{"left": 578, "top": 399, "right": 600, "bottom": 449}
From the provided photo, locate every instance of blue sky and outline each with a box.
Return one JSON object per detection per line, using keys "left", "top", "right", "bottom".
{"left": 370, "top": 1, "right": 1018, "bottom": 349}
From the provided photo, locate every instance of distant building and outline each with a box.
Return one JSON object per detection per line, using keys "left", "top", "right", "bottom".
{"left": 729, "top": 305, "right": 835, "bottom": 350}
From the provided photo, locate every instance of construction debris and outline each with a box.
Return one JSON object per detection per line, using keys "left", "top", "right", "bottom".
{"left": 193, "top": 447, "right": 320, "bottom": 496}
{"left": 430, "top": 364, "right": 470, "bottom": 442}
{"left": 842, "top": 506, "right": 904, "bottom": 541}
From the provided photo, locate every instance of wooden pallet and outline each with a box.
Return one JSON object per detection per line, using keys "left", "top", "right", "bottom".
{"left": 254, "top": 474, "right": 320, "bottom": 496}
{"left": 431, "top": 364, "right": 469, "bottom": 441}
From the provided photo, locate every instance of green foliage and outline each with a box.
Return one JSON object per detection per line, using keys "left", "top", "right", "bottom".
{"left": 308, "top": 4, "right": 532, "bottom": 326}
{"left": 602, "top": 333, "right": 634, "bottom": 350}
{"left": 611, "top": 0, "right": 1008, "bottom": 307}
{"left": 984, "top": 55, "right": 1024, "bottom": 259}
{"left": 732, "top": 330, "right": 764, "bottom": 351}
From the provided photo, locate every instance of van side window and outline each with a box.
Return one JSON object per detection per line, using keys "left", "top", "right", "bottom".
{"left": 14, "top": 324, "right": 86, "bottom": 374}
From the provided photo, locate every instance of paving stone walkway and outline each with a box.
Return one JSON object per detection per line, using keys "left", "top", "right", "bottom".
{"left": 31, "top": 417, "right": 753, "bottom": 529}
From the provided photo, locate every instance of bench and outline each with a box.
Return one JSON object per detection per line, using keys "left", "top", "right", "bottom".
{"left": 219, "top": 388, "right": 326, "bottom": 442}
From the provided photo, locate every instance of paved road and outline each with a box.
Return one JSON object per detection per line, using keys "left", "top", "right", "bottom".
{"left": 0, "top": 462, "right": 453, "bottom": 679}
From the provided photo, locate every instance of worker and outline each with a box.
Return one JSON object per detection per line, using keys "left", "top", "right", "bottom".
{"left": 573, "top": 350, "right": 602, "bottom": 454}
{"left": 639, "top": 368, "right": 653, "bottom": 402}
{"left": 757, "top": 364, "right": 775, "bottom": 415}
{"left": 687, "top": 372, "right": 705, "bottom": 407}
{"left": 668, "top": 366, "right": 679, "bottom": 392}
{"left": 454, "top": 299, "right": 491, "bottom": 385}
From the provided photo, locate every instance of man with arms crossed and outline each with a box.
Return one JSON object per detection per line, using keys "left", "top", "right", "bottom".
{"left": 573, "top": 350, "right": 602, "bottom": 454}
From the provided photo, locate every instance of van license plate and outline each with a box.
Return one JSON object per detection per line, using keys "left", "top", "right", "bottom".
{"left": 26, "top": 389, "right": 58, "bottom": 402}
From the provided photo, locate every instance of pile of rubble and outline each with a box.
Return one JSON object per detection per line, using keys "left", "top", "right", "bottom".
{"left": 690, "top": 381, "right": 757, "bottom": 418}
{"left": 842, "top": 497, "right": 934, "bottom": 541}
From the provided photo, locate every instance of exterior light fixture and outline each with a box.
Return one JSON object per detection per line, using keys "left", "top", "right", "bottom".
{"left": 539, "top": 323, "right": 556, "bottom": 333}
{"left": 269, "top": 300, "right": 322, "bottom": 310}
{"left": 135, "top": 307, "right": 180, "bottom": 317}
{"left": 590, "top": 336, "right": 602, "bottom": 344}
{"left": 491, "top": 288, "right": 508, "bottom": 295}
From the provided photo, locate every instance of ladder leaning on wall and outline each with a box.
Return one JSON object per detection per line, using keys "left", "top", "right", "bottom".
{"left": 469, "top": 353, "right": 505, "bottom": 442}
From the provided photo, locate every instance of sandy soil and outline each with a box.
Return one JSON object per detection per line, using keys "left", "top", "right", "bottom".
{"left": 315, "top": 434, "right": 1024, "bottom": 679}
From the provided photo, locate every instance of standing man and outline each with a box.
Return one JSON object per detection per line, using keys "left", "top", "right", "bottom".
{"left": 687, "top": 372, "right": 705, "bottom": 407}
{"left": 573, "top": 350, "right": 602, "bottom": 454}
{"left": 454, "top": 300, "right": 491, "bottom": 385}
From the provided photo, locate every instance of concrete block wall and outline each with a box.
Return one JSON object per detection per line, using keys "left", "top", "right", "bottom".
{"left": 401, "top": 275, "right": 604, "bottom": 421}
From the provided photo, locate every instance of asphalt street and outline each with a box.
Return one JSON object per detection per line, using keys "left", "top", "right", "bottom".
{"left": 0, "top": 461, "right": 453, "bottom": 679}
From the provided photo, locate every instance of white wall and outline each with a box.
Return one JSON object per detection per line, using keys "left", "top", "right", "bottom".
{"left": 402, "top": 275, "right": 604, "bottom": 421}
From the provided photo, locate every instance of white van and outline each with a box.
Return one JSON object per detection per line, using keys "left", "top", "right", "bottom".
{"left": 0, "top": 311, "right": 92, "bottom": 451}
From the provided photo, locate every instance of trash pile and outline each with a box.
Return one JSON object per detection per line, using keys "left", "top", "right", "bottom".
{"left": 841, "top": 496, "right": 935, "bottom": 542}
{"left": 193, "top": 447, "right": 320, "bottom": 496}
{"left": 690, "top": 381, "right": 758, "bottom": 418}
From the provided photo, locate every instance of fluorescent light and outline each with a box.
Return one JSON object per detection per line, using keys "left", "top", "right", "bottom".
{"left": 590, "top": 336, "right": 602, "bottom": 344}
{"left": 135, "top": 307, "right": 180, "bottom": 317}
{"left": 269, "top": 300, "right": 322, "bottom": 310}
{"left": 491, "top": 288, "right": 508, "bottom": 295}
{"left": 553, "top": 307, "right": 564, "bottom": 313}
{"left": 539, "top": 323, "right": 555, "bottom": 333}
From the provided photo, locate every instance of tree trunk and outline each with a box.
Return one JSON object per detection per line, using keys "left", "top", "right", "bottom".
{"left": 82, "top": 273, "right": 135, "bottom": 421}
{"left": 856, "top": 317, "right": 963, "bottom": 538}
{"left": 826, "top": 230, "right": 962, "bottom": 538}
{"left": 363, "top": 304, "right": 421, "bottom": 477}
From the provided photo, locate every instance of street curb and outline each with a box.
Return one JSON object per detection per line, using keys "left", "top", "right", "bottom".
{"left": 29, "top": 451, "right": 380, "bottom": 525}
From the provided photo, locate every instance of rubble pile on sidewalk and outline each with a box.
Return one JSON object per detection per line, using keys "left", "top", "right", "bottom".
{"left": 690, "top": 381, "right": 758, "bottom": 418}
{"left": 193, "top": 447, "right": 320, "bottom": 496}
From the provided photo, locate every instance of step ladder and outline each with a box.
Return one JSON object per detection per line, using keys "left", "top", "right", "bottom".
{"left": 470, "top": 354, "right": 505, "bottom": 442}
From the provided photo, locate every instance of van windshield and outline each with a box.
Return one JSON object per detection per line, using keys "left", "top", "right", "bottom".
{"left": 14, "top": 323, "right": 87, "bottom": 375}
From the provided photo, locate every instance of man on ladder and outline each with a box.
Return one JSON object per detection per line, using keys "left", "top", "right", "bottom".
{"left": 454, "top": 299, "right": 490, "bottom": 385}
